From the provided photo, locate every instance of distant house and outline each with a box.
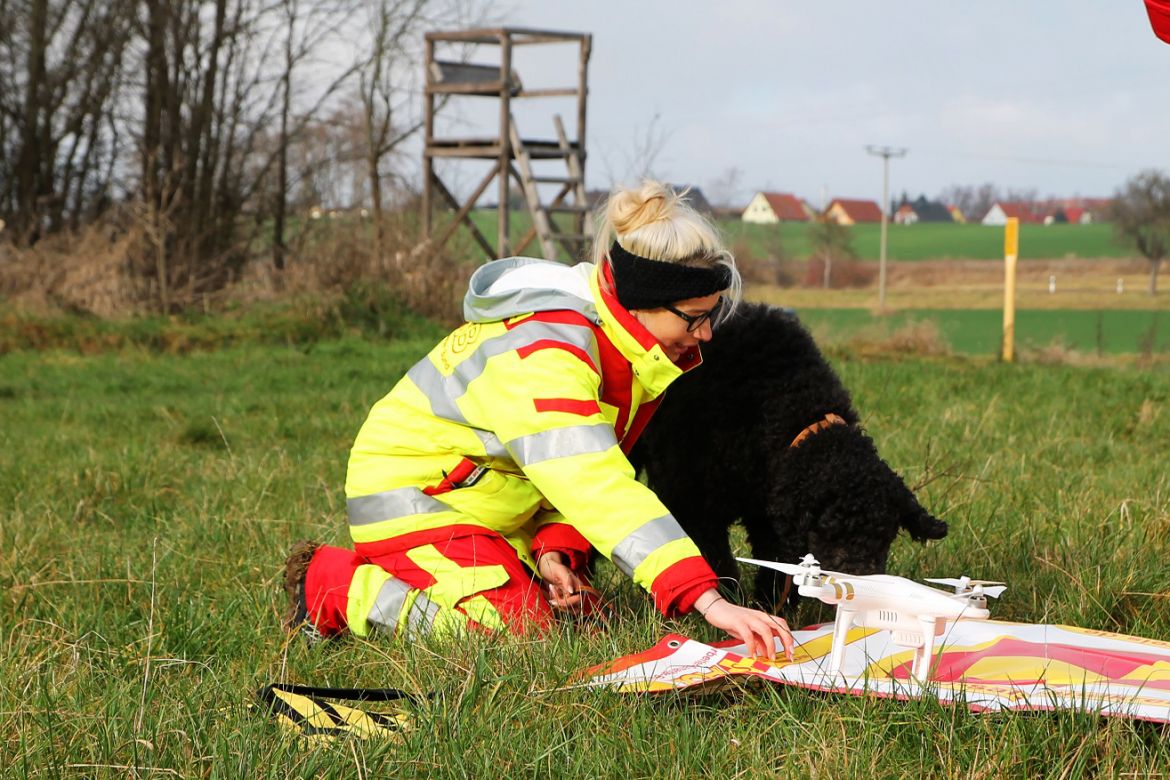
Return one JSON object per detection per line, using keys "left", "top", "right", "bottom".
{"left": 893, "top": 195, "right": 953, "bottom": 225}
{"left": 1078, "top": 198, "right": 1113, "bottom": 223}
{"left": 671, "top": 185, "right": 714, "bottom": 216}
{"left": 825, "top": 198, "right": 884, "bottom": 225}
{"left": 982, "top": 201, "right": 1042, "bottom": 226}
{"left": 1033, "top": 197, "right": 1112, "bottom": 226}
{"left": 741, "top": 191, "right": 813, "bottom": 223}
{"left": 947, "top": 205, "right": 967, "bottom": 224}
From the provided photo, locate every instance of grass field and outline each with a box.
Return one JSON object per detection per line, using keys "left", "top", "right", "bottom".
{"left": 725, "top": 220, "right": 1129, "bottom": 262}
{"left": 466, "top": 210, "right": 1130, "bottom": 262}
{"left": 4, "top": 319, "right": 1170, "bottom": 776}
{"left": 790, "top": 308, "right": 1170, "bottom": 356}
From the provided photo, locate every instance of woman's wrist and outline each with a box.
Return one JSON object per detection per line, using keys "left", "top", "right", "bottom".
{"left": 694, "top": 588, "right": 725, "bottom": 616}
{"left": 537, "top": 550, "right": 567, "bottom": 573}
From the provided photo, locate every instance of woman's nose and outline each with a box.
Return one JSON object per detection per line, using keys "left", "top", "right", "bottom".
{"left": 694, "top": 320, "right": 714, "bottom": 342}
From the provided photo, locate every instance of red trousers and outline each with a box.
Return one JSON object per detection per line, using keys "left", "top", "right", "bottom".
{"left": 305, "top": 531, "right": 558, "bottom": 638}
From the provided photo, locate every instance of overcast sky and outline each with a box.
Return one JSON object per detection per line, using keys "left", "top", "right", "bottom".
{"left": 439, "top": 1, "right": 1169, "bottom": 207}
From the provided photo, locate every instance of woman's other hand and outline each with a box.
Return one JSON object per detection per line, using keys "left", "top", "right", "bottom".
{"left": 695, "top": 589, "right": 794, "bottom": 661}
{"left": 535, "top": 551, "right": 586, "bottom": 609}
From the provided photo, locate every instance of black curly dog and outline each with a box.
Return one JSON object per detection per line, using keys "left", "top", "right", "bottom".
{"left": 632, "top": 303, "right": 948, "bottom": 608}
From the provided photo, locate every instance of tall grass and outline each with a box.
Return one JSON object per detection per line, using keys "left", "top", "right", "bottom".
{"left": 2, "top": 334, "right": 1169, "bottom": 776}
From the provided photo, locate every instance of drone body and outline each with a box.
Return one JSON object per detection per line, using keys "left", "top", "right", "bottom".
{"left": 739, "top": 555, "right": 1005, "bottom": 682}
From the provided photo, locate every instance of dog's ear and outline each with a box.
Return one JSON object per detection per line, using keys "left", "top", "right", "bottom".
{"left": 903, "top": 508, "right": 948, "bottom": 542}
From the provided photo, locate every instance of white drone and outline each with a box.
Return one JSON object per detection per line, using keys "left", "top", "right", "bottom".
{"left": 738, "top": 554, "right": 1006, "bottom": 683}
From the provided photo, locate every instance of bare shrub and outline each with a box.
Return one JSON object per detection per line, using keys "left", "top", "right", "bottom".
{"left": 845, "top": 319, "right": 951, "bottom": 358}
{"left": 802, "top": 257, "right": 877, "bottom": 288}
{"left": 0, "top": 221, "right": 149, "bottom": 316}
{"left": 234, "top": 206, "right": 474, "bottom": 327}
{"left": 731, "top": 237, "right": 797, "bottom": 287}
{"left": 1020, "top": 341, "right": 1106, "bottom": 367}
{"left": 1, "top": 201, "right": 478, "bottom": 328}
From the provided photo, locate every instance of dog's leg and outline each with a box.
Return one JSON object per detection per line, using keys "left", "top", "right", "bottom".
{"left": 743, "top": 514, "right": 795, "bottom": 610}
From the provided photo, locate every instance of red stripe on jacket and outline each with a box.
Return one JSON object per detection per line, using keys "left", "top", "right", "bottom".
{"left": 517, "top": 340, "right": 599, "bottom": 374}
{"left": 533, "top": 398, "right": 603, "bottom": 416}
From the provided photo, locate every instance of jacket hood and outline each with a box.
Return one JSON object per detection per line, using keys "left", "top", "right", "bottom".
{"left": 464, "top": 257, "right": 599, "bottom": 324}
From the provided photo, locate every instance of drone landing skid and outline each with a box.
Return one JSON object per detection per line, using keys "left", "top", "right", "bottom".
{"left": 827, "top": 609, "right": 947, "bottom": 684}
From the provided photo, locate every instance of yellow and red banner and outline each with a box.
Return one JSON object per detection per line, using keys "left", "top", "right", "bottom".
{"left": 578, "top": 620, "right": 1170, "bottom": 724}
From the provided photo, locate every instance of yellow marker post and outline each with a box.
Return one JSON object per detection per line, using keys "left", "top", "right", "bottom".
{"left": 1002, "top": 217, "right": 1019, "bottom": 362}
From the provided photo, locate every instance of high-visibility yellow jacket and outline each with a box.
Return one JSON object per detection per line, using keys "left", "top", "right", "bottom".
{"left": 345, "top": 257, "right": 718, "bottom": 615}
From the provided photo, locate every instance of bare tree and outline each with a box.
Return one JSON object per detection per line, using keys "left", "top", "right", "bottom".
{"left": 355, "top": 0, "right": 492, "bottom": 261}
{"left": 612, "top": 111, "right": 669, "bottom": 184}
{"left": 707, "top": 166, "right": 744, "bottom": 210}
{"left": 358, "top": 0, "right": 431, "bottom": 262}
{"left": 1110, "top": 169, "right": 1170, "bottom": 295}
{"left": 0, "top": 0, "right": 134, "bottom": 245}
{"left": 808, "top": 215, "right": 857, "bottom": 289}
{"left": 1004, "top": 187, "right": 1040, "bottom": 214}
{"left": 271, "top": 0, "right": 362, "bottom": 271}
{"left": 936, "top": 182, "right": 1000, "bottom": 222}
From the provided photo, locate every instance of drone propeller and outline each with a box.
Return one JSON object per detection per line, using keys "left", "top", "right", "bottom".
{"left": 925, "top": 577, "right": 1007, "bottom": 598}
{"left": 736, "top": 555, "right": 859, "bottom": 583}
{"left": 735, "top": 557, "right": 810, "bottom": 577}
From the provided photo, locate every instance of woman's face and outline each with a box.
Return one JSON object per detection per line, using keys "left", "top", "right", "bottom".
{"left": 632, "top": 292, "right": 723, "bottom": 362}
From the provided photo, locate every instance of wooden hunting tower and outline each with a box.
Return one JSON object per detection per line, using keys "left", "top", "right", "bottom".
{"left": 422, "top": 27, "right": 592, "bottom": 262}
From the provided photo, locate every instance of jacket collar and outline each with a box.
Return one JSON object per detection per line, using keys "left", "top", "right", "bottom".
{"left": 590, "top": 261, "right": 703, "bottom": 397}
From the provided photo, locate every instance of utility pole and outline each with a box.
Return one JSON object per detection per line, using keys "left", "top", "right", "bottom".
{"left": 865, "top": 145, "right": 907, "bottom": 311}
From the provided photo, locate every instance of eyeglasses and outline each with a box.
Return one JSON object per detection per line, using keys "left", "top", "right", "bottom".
{"left": 663, "top": 296, "right": 724, "bottom": 333}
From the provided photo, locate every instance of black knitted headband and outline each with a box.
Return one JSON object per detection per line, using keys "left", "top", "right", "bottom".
{"left": 609, "top": 241, "right": 733, "bottom": 311}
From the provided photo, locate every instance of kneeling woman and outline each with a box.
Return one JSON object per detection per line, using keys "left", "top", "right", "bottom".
{"left": 286, "top": 181, "right": 793, "bottom": 660}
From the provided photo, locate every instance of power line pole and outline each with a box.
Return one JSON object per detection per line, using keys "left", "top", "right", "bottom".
{"left": 865, "top": 145, "right": 907, "bottom": 311}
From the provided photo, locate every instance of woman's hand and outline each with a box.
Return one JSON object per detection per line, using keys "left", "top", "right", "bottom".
{"left": 536, "top": 551, "right": 586, "bottom": 609}
{"left": 695, "top": 589, "right": 794, "bottom": 662}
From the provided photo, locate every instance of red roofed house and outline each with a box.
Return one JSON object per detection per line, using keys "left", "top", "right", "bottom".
{"left": 825, "top": 198, "right": 884, "bottom": 225}
{"left": 982, "top": 201, "right": 1042, "bottom": 226}
{"left": 1036, "top": 197, "right": 1114, "bottom": 225}
{"left": 894, "top": 203, "right": 918, "bottom": 225}
{"left": 1079, "top": 198, "right": 1113, "bottom": 223}
{"left": 742, "top": 191, "right": 813, "bottom": 223}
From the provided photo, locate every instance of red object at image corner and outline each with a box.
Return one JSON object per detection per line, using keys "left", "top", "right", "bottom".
{"left": 1148, "top": 0, "right": 1170, "bottom": 44}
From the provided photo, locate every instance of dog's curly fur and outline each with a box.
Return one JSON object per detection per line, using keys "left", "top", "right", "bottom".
{"left": 631, "top": 303, "right": 948, "bottom": 608}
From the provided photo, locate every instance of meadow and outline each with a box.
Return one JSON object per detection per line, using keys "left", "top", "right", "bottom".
{"left": 467, "top": 210, "right": 1129, "bottom": 262}
{"left": 3, "top": 308, "right": 1170, "bottom": 777}
{"left": 724, "top": 220, "right": 1128, "bottom": 262}
{"left": 793, "top": 308, "right": 1170, "bottom": 356}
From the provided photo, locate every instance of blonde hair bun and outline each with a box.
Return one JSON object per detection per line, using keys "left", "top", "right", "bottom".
{"left": 606, "top": 181, "right": 678, "bottom": 238}
{"left": 593, "top": 179, "right": 742, "bottom": 314}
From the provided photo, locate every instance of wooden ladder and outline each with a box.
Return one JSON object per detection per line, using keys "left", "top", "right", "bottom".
{"left": 510, "top": 114, "right": 593, "bottom": 261}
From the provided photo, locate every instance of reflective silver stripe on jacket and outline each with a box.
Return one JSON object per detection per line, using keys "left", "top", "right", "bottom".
{"left": 406, "top": 320, "right": 600, "bottom": 427}
{"left": 472, "top": 428, "right": 509, "bottom": 460}
{"left": 347, "top": 487, "right": 450, "bottom": 526}
{"left": 403, "top": 592, "right": 442, "bottom": 638}
{"left": 367, "top": 578, "right": 441, "bottom": 638}
{"left": 610, "top": 514, "right": 690, "bottom": 577}
{"left": 505, "top": 423, "right": 617, "bottom": 467}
